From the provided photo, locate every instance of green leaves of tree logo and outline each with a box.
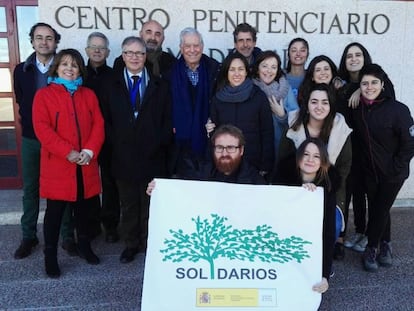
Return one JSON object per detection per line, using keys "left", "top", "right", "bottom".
{"left": 161, "top": 214, "right": 311, "bottom": 279}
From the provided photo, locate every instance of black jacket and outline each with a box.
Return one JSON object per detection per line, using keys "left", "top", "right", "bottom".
{"left": 274, "top": 162, "right": 340, "bottom": 279}
{"left": 84, "top": 60, "right": 113, "bottom": 97}
{"left": 352, "top": 94, "right": 414, "bottom": 182}
{"left": 13, "top": 53, "right": 44, "bottom": 139}
{"left": 227, "top": 46, "right": 263, "bottom": 69}
{"left": 100, "top": 69, "right": 173, "bottom": 182}
{"left": 180, "top": 158, "right": 266, "bottom": 185}
{"left": 84, "top": 61, "right": 114, "bottom": 167}
{"left": 210, "top": 85, "right": 274, "bottom": 172}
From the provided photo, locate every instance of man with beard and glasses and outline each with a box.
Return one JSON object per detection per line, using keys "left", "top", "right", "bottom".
{"left": 113, "top": 20, "right": 176, "bottom": 79}
{"left": 147, "top": 124, "right": 265, "bottom": 195}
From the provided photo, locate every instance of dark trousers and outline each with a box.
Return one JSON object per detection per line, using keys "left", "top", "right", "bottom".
{"left": 100, "top": 165, "right": 120, "bottom": 231}
{"left": 88, "top": 195, "right": 102, "bottom": 238}
{"left": 344, "top": 160, "right": 368, "bottom": 235}
{"left": 365, "top": 177, "right": 404, "bottom": 247}
{"left": 116, "top": 179, "right": 149, "bottom": 249}
{"left": 44, "top": 198, "right": 93, "bottom": 248}
{"left": 44, "top": 166, "right": 95, "bottom": 248}
{"left": 21, "top": 137, "right": 73, "bottom": 241}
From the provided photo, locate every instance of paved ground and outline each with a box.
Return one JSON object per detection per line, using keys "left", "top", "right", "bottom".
{"left": 0, "top": 189, "right": 413, "bottom": 310}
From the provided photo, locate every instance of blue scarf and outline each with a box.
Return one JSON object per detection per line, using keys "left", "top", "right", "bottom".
{"left": 171, "top": 55, "right": 211, "bottom": 155}
{"left": 47, "top": 76, "right": 83, "bottom": 95}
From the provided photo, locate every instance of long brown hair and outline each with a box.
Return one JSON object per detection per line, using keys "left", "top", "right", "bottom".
{"left": 296, "top": 137, "right": 331, "bottom": 191}
{"left": 291, "top": 83, "right": 336, "bottom": 144}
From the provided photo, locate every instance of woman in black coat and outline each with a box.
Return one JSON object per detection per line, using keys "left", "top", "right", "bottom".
{"left": 352, "top": 64, "right": 414, "bottom": 272}
{"left": 207, "top": 52, "right": 274, "bottom": 176}
{"left": 336, "top": 43, "right": 396, "bottom": 253}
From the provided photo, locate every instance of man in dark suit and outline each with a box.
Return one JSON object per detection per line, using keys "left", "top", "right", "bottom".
{"left": 101, "top": 36, "right": 173, "bottom": 263}
{"left": 83, "top": 32, "right": 120, "bottom": 243}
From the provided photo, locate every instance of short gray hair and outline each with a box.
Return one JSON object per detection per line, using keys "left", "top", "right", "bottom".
{"left": 86, "top": 32, "right": 109, "bottom": 48}
{"left": 121, "top": 36, "right": 146, "bottom": 52}
{"left": 179, "top": 27, "right": 204, "bottom": 46}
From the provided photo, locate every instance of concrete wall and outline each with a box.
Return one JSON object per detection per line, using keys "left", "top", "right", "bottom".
{"left": 39, "top": 0, "right": 414, "bottom": 199}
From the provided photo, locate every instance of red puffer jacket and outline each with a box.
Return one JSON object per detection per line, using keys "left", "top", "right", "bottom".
{"left": 33, "top": 83, "right": 104, "bottom": 201}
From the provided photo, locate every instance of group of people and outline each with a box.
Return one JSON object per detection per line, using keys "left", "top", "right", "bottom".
{"left": 13, "top": 19, "right": 414, "bottom": 296}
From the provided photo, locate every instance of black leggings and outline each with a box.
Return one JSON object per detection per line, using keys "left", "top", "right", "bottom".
{"left": 43, "top": 166, "right": 94, "bottom": 248}
{"left": 365, "top": 178, "right": 404, "bottom": 247}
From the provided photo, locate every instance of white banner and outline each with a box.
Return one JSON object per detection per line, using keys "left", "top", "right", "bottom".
{"left": 141, "top": 179, "right": 324, "bottom": 311}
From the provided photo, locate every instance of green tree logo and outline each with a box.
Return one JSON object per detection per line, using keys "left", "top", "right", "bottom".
{"left": 161, "top": 214, "right": 312, "bottom": 279}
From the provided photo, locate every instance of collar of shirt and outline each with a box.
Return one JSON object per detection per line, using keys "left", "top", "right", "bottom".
{"left": 186, "top": 66, "right": 199, "bottom": 86}
{"left": 36, "top": 56, "right": 54, "bottom": 74}
{"left": 124, "top": 69, "right": 143, "bottom": 89}
{"left": 127, "top": 70, "right": 142, "bottom": 80}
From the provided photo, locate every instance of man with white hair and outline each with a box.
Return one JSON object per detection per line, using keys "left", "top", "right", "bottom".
{"left": 169, "top": 27, "right": 220, "bottom": 176}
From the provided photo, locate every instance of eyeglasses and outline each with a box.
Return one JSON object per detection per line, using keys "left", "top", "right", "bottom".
{"left": 87, "top": 46, "right": 108, "bottom": 52}
{"left": 123, "top": 51, "right": 146, "bottom": 58}
{"left": 213, "top": 145, "right": 241, "bottom": 153}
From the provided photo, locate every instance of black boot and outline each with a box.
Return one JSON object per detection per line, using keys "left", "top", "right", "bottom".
{"left": 77, "top": 237, "right": 100, "bottom": 265}
{"left": 44, "top": 247, "right": 61, "bottom": 278}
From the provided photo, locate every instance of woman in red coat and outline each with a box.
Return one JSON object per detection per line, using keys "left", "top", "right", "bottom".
{"left": 33, "top": 49, "right": 104, "bottom": 278}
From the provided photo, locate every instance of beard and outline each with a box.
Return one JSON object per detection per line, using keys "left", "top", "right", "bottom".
{"left": 214, "top": 155, "right": 242, "bottom": 175}
{"left": 145, "top": 40, "right": 160, "bottom": 52}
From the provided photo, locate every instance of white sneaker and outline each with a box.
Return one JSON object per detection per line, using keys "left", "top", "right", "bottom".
{"left": 353, "top": 235, "right": 368, "bottom": 252}
{"left": 344, "top": 233, "right": 364, "bottom": 248}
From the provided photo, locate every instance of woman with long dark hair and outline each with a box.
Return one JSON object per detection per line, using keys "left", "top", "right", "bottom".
{"left": 297, "top": 55, "right": 340, "bottom": 106}
{"left": 274, "top": 83, "right": 352, "bottom": 259}
{"left": 206, "top": 52, "right": 274, "bottom": 176}
{"left": 285, "top": 38, "right": 309, "bottom": 98}
{"left": 337, "top": 43, "right": 396, "bottom": 254}
{"left": 277, "top": 137, "right": 340, "bottom": 293}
